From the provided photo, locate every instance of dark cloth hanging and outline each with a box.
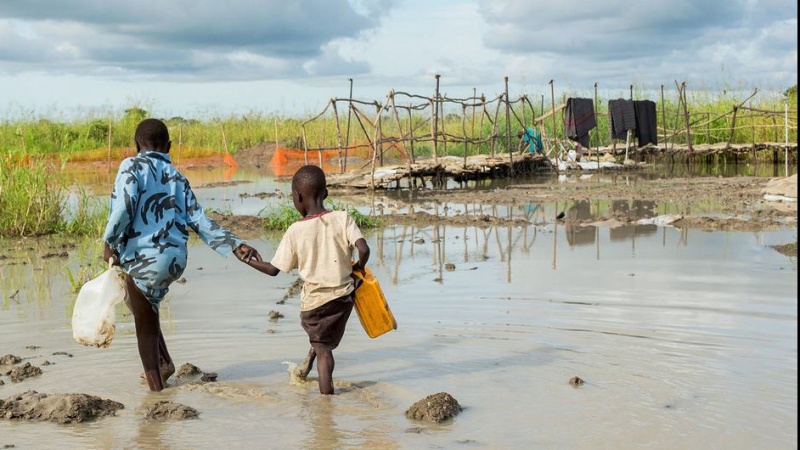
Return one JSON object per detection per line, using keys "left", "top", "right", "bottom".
{"left": 633, "top": 100, "right": 658, "bottom": 146}
{"left": 608, "top": 99, "right": 636, "bottom": 140}
{"left": 564, "top": 97, "right": 596, "bottom": 148}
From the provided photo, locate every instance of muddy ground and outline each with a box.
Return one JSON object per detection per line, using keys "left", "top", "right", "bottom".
{"left": 208, "top": 174, "right": 797, "bottom": 235}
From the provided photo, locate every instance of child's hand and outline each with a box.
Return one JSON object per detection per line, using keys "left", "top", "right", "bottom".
{"left": 234, "top": 244, "right": 262, "bottom": 263}
{"left": 352, "top": 261, "right": 366, "bottom": 275}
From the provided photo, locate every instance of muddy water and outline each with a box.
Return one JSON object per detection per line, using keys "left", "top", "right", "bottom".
{"left": 2, "top": 169, "right": 797, "bottom": 449}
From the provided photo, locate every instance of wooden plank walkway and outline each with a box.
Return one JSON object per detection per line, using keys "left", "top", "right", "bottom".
{"left": 326, "top": 142, "right": 797, "bottom": 189}
{"left": 328, "top": 153, "right": 556, "bottom": 189}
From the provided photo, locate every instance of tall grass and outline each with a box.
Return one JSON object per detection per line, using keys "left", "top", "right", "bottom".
{"left": 0, "top": 162, "right": 63, "bottom": 236}
{"left": 2, "top": 84, "right": 795, "bottom": 163}
{"left": 0, "top": 163, "right": 108, "bottom": 237}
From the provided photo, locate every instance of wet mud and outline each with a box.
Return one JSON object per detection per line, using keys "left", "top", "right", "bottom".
{"left": 143, "top": 401, "right": 199, "bottom": 420}
{"left": 405, "top": 392, "right": 462, "bottom": 423}
{"left": 0, "top": 391, "right": 124, "bottom": 424}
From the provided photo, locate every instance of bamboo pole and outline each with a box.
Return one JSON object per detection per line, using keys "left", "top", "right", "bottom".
{"left": 331, "top": 100, "right": 346, "bottom": 173}
{"left": 726, "top": 89, "right": 758, "bottom": 149}
{"left": 345, "top": 78, "right": 353, "bottom": 172}
{"left": 677, "top": 81, "right": 693, "bottom": 152}
{"left": 660, "top": 84, "right": 666, "bottom": 148}
{"left": 462, "top": 104, "right": 468, "bottom": 169}
{"left": 479, "top": 95, "right": 486, "bottom": 158}
{"left": 433, "top": 74, "right": 441, "bottom": 164}
{"left": 786, "top": 100, "right": 789, "bottom": 176}
{"left": 490, "top": 97, "right": 502, "bottom": 159}
{"left": 406, "top": 104, "right": 415, "bottom": 164}
{"left": 390, "top": 91, "right": 413, "bottom": 173}
{"left": 504, "top": 76, "right": 513, "bottom": 176}
{"left": 594, "top": 82, "right": 599, "bottom": 169}
{"left": 550, "top": 80, "right": 556, "bottom": 158}
{"left": 439, "top": 88, "right": 447, "bottom": 163}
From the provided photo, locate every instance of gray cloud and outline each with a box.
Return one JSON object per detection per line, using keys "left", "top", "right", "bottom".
{"left": 476, "top": 0, "right": 797, "bottom": 89}
{"left": 0, "top": 0, "right": 391, "bottom": 80}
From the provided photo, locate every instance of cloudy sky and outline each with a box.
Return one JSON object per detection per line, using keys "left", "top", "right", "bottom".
{"left": 0, "top": 0, "right": 796, "bottom": 118}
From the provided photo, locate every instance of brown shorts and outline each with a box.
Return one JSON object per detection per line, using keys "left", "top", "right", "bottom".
{"left": 300, "top": 293, "right": 354, "bottom": 352}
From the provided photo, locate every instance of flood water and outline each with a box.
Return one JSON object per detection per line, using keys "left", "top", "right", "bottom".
{"left": 1, "top": 165, "right": 797, "bottom": 449}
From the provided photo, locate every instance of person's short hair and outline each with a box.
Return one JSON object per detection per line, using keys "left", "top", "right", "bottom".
{"left": 292, "top": 165, "right": 327, "bottom": 195}
{"left": 135, "top": 118, "right": 170, "bottom": 150}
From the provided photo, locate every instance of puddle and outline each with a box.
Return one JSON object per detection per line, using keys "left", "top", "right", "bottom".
{"left": 1, "top": 165, "right": 795, "bottom": 449}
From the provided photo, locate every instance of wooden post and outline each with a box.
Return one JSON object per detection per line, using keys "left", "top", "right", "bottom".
{"left": 541, "top": 95, "right": 544, "bottom": 117}
{"left": 594, "top": 82, "right": 599, "bottom": 169}
{"left": 504, "top": 76, "right": 513, "bottom": 176}
{"left": 479, "top": 95, "right": 486, "bottom": 157}
{"left": 549, "top": 80, "right": 556, "bottom": 158}
{"left": 433, "top": 74, "right": 441, "bottom": 164}
{"left": 677, "top": 81, "right": 693, "bottom": 152}
{"left": 376, "top": 100, "right": 383, "bottom": 168}
{"left": 462, "top": 104, "right": 468, "bottom": 169}
{"left": 625, "top": 129, "right": 631, "bottom": 162}
{"left": 406, "top": 104, "right": 415, "bottom": 164}
{"left": 490, "top": 96, "right": 502, "bottom": 159}
{"left": 390, "top": 91, "right": 413, "bottom": 173}
{"left": 786, "top": 100, "right": 790, "bottom": 176}
{"left": 660, "top": 84, "right": 666, "bottom": 149}
{"left": 301, "top": 124, "right": 309, "bottom": 165}
{"left": 331, "top": 99, "right": 346, "bottom": 173}
{"left": 471, "top": 87, "right": 477, "bottom": 158}
{"left": 345, "top": 78, "right": 353, "bottom": 171}
{"left": 439, "top": 88, "right": 447, "bottom": 163}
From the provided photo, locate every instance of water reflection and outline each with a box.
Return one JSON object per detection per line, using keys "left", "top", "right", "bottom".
{"left": 1, "top": 208, "right": 796, "bottom": 449}
{"left": 369, "top": 200, "right": 712, "bottom": 283}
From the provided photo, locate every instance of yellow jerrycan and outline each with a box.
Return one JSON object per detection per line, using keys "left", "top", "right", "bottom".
{"left": 352, "top": 266, "right": 397, "bottom": 338}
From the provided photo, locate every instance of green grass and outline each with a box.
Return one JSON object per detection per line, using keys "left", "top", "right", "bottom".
{"left": 0, "top": 163, "right": 108, "bottom": 238}
{"left": 260, "top": 201, "right": 382, "bottom": 232}
{"left": 1, "top": 84, "right": 795, "bottom": 163}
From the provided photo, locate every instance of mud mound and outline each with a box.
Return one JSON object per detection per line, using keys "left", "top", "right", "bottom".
{"left": 234, "top": 142, "right": 277, "bottom": 167}
{"left": 8, "top": 363, "right": 42, "bottom": 383}
{"left": 176, "top": 363, "right": 202, "bottom": 378}
{"left": 0, "top": 355, "right": 21, "bottom": 365}
{"left": 144, "top": 401, "right": 199, "bottom": 420}
{"left": 0, "top": 391, "right": 124, "bottom": 424}
{"left": 405, "top": 392, "right": 462, "bottom": 423}
{"left": 206, "top": 212, "right": 264, "bottom": 238}
{"left": 176, "top": 362, "right": 217, "bottom": 382}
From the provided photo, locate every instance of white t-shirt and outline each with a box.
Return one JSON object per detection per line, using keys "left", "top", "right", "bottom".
{"left": 271, "top": 210, "right": 365, "bottom": 311}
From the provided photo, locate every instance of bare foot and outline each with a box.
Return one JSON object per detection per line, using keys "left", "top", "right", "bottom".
{"left": 140, "top": 361, "right": 176, "bottom": 384}
{"left": 293, "top": 356, "right": 312, "bottom": 380}
{"left": 162, "top": 361, "right": 175, "bottom": 382}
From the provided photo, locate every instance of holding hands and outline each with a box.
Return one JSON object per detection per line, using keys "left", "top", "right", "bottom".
{"left": 234, "top": 244, "right": 262, "bottom": 264}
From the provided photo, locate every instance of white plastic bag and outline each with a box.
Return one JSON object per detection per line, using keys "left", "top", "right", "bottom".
{"left": 71, "top": 260, "right": 127, "bottom": 348}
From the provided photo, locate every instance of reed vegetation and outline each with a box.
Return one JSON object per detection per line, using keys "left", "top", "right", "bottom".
{"left": 0, "top": 162, "right": 107, "bottom": 237}
{"left": 1, "top": 85, "right": 795, "bottom": 164}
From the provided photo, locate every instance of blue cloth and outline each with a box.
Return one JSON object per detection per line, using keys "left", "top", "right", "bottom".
{"left": 522, "top": 127, "right": 544, "bottom": 153}
{"left": 103, "top": 151, "right": 242, "bottom": 309}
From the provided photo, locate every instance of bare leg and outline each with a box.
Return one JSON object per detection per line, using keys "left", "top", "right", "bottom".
{"left": 125, "top": 275, "right": 164, "bottom": 391}
{"left": 158, "top": 332, "right": 175, "bottom": 381}
{"left": 315, "top": 348, "right": 335, "bottom": 395}
{"left": 293, "top": 347, "right": 316, "bottom": 380}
